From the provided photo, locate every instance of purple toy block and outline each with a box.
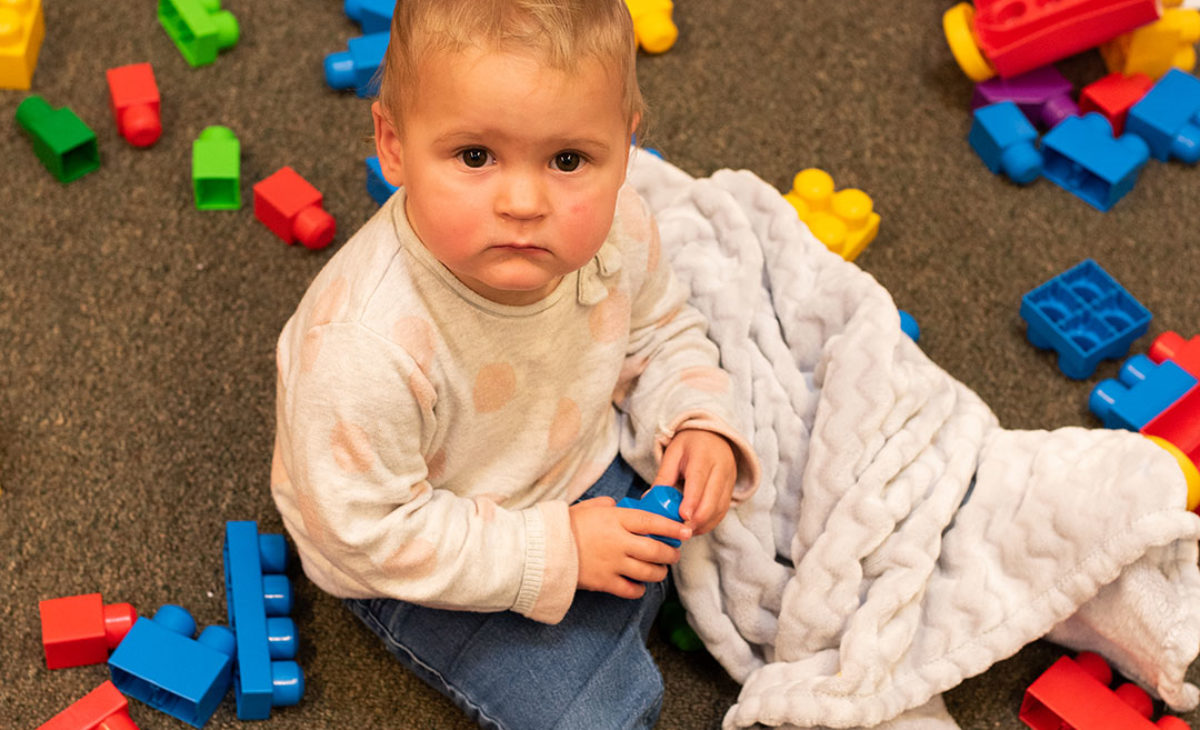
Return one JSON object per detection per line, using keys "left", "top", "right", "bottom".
{"left": 972, "top": 65, "right": 1079, "bottom": 129}
{"left": 1041, "top": 113, "right": 1150, "bottom": 211}
{"left": 1125, "top": 68, "right": 1200, "bottom": 164}
{"left": 969, "top": 101, "right": 1044, "bottom": 185}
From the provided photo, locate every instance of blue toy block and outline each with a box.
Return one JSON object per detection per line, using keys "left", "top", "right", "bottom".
{"left": 968, "top": 100, "right": 1043, "bottom": 185}
{"left": 324, "top": 32, "right": 389, "bottom": 97}
{"left": 107, "top": 604, "right": 234, "bottom": 728}
{"left": 223, "top": 521, "right": 304, "bottom": 720}
{"left": 1020, "top": 259, "right": 1151, "bottom": 380}
{"left": 898, "top": 310, "right": 920, "bottom": 343}
{"left": 1089, "top": 355, "right": 1197, "bottom": 431}
{"left": 618, "top": 485, "right": 684, "bottom": 547}
{"left": 343, "top": 0, "right": 394, "bottom": 34}
{"left": 1126, "top": 68, "right": 1200, "bottom": 165}
{"left": 1040, "top": 113, "right": 1150, "bottom": 211}
{"left": 366, "top": 155, "right": 398, "bottom": 206}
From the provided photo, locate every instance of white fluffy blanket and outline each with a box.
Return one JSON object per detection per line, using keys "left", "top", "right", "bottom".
{"left": 626, "top": 150, "right": 1200, "bottom": 730}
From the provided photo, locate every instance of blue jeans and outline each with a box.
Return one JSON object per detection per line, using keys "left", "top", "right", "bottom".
{"left": 345, "top": 457, "right": 669, "bottom": 730}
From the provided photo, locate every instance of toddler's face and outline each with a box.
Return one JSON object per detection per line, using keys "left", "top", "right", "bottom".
{"left": 374, "top": 48, "right": 635, "bottom": 306}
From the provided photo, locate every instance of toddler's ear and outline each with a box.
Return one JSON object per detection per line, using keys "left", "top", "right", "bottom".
{"left": 372, "top": 101, "right": 404, "bottom": 187}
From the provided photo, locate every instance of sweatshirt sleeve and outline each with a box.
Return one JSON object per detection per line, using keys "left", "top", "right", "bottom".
{"left": 277, "top": 320, "right": 577, "bottom": 623}
{"left": 614, "top": 192, "right": 760, "bottom": 503}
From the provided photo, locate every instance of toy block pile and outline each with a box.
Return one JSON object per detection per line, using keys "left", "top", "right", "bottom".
{"left": 1021, "top": 652, "right": 1189, "bottom": 729}
{"left": 37, "top": 522, "right": 305, "bottom": 728}
{"left": 11, "top": 1, "right": 338, "bottom": 250}
{"left": 946, "top": 0, "right": 1200, "bottom": 210}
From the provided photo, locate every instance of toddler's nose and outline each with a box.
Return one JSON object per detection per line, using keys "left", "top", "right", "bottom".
{"left": 496, "top": 170, "right": 547, "bottom": 220}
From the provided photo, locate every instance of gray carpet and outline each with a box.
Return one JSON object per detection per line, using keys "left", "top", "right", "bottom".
{"left": 3, "top": 1, "right": 1199, "bottom": 728}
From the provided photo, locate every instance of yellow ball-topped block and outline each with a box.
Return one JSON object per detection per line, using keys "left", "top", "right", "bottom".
{"left": 624, "top": 0, "right": 677, "bottom": 54}
{"left": 1146, "top": 435, "right": 1200, "bottom": 512}
{"left": 783, "top": 169, "right": 881, "bottom": 262}
{"left": 943, "top": 2, "right": 995, "bottom": 83}
{"left": 1101, "top": 8, "right": 1200, "bottom": 79}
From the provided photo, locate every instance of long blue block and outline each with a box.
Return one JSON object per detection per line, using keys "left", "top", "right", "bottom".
{"left": 324, "top": 31, "right": 389, "bottom": 97}
{"left": 1090, "top": 355, "right": 1197, "bottom": 431}
{"left": 1126, "top": 68, "right": 1200, "bottom": 164}
{"left": 344, "top": 0, "right": 393, "bottom": 33}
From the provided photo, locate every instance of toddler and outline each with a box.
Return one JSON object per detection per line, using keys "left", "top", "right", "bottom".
{"left": 271, "top": 1, "right": 760, "bottom": 727}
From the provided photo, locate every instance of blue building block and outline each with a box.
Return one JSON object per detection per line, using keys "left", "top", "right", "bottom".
{"left": 618, "top": 485, "right": 684, "bottom": 547}
{"left": 224, "top": 521, "right": 304, "bottom": 720}
{"left": 1089, "top": 355, "right": 1197, "bottom": 431}
{"left": 1126, "top": 68, "right": 1200, "bottom": 165}
{"left": 898, "top": 310, "right": 920, "bottom": 343}
{"left": 343, "top": 0, "right": 393, "bottom": 34}
{"left": 324, "top": 32, "right": 389, "bottom": 97}
{"left": 1040, "top": 113, "right": 1150, "bottom": 211}
{"left": 1020, "top": 259, "right": 1151, "bottom": 380}
{"left": 968, "top": 100, "right": 1043, "bottom": 185}
{"left": 107, "top": 605, "right": 234, "bottom": 729}
{"left": 366, "top": 155, "right": 398, "bottom": 206}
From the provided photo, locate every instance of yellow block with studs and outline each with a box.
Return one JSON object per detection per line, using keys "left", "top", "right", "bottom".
{"left": 624, "top": 0, "right": 677, "bottom": 54}
{"left": 1101, "top": 7, "right": 1200, "bottom": 79}
{"left": 0, "top": 0, "right": 44, "bottom": 90}
{"left": 783, "top": 169, "right": 880, "bottom": 262}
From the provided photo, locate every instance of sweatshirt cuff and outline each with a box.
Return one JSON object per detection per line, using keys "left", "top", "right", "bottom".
{"left": 514, "top": 501, "right": 579, "bottom": 624}
{"left": 659, "top": 411, "right": 761, "bottom": 504}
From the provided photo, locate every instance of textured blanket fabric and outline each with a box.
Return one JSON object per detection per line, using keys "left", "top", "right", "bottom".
{"left": 626, "top": 150, "right": 1200, "bottom": 730}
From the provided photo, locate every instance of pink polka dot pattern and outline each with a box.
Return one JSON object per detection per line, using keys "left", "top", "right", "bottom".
{"left": 331, "top": 420, "right": 375, "bottom": 473}
{"left": 646, "top": 218, "right": 661, "bottom": 273}
{"left": 617, "top": 187, "right": 652, "bottom": 242}
{"left": 473, "top": 362, "right": 517, "bottom": 413}
{"left": 300, "top": 327, "right": 324, "bottom": 374}
{"left": 294, "top": 490, "right": 331, "bottom": 548}
{"left": 474, "top": 496, "right": 497, "bottom": 522}
{"left": 654, "top": 305, "right": 681, "bottom": 328}
{"left": 383, "top": 537, "right": 438, "bottom": 579}
{"left": 409, "top": 371, "right": 436, "bottom": 412}
{"left": 310, "top": 275, "right": 349, "bottom": 327}
{"left": 270, "top": 444, "right": 289, "bottom": 491}
{"left": 548, "top": 398, "right": 581, "bottom": 452}
{"left": 589, "top": 289, "right": 630, "bottom": 343}
{"left": 680, "top": 366, "right": 731, "bottom": 393}
{"left": 392, "top": 316, "right": 436, "bottom": 374}
{"left": 426, "top": 448, "right": 446, "bottom": 482}
{"left": 612, "top": 355, "right": 649, "bottom": 405}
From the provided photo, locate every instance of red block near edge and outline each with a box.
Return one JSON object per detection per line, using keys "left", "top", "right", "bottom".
{"left": 38, "top": 681, "right": 138, "bottom": 730}
{"left": 1080, "top": 72, "right": 1155, "bottom": 136}
{"left": 253, "top": 166, "right": 336, "bottom": 250}
{"left": 105, "top": 63, "right": 161, "bottom": 148}
{"left": 1020, "top": 652, "right": 1188, "bottom": 729}
{"left": 40, "top": 593, "right": 136, "bottom": 669}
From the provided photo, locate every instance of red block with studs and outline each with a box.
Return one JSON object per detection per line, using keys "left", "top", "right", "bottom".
{"left": 105, "top": 63, "right": 161, "bottom": 147}
{"left": 40, "top": 593, "right": 136, "bottom": 669}
{"left": 253, "top": 166, "right": 336, "bottom": 250}
{"left": 1080, "top": 72, "right": 1155, "bottom": 135}
{"left": 38, "top": 680, "right": 138, "bottom": 730}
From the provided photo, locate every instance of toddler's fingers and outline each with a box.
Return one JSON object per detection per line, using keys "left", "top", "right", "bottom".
{"left": 605, "top": 576, "right": 647, "bottom": 600}
{"left": 621, "top": 558, "right": 669, "bottom": 584}
{"left": 654, "top": 442, "right": 684, "bottom": 488}
{"left": 621, "top": 510, "right": 692, "bottom": 543}
{"left": 628, "top": 536, "right": 681, "bottom": 566}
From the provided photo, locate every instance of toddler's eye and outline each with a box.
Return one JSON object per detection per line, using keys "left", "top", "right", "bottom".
{"left": 459, "top": 148, "right": 491, "bottom": 168}
{"left": 552, "top": 152, "right": 582, "bottom": 172}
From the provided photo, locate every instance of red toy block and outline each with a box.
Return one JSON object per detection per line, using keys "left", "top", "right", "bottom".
{"left": 39, "top": 593, "right": 136, "bottom": 669}
{"left": 1080, "top": 72, "right": 1155, "bottom": 135}
{"left": 105, "top": 63, "right": 161, "bottom": 148}
{"left": 1149, "top": 331, "right": 1200, "bottom": 378}
{"left": 1142, "top": 386, "right": 1200, "bottom": 476}
{"left": 253, "top": 166, "right": 336, "bottom": 250}
{"left": 1021, "top": 652, "right": 1187, "bottom": 729}
{"left": 38, "top": 680, "right": 138, "bottom": 730}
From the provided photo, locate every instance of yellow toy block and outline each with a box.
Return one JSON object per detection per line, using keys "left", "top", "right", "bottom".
{"left": 1100, "top": 7, "right": 1200, "bottom": 79}
{"left": 783, "top": 169, "right": 880, "bottom": 262}
{"left": 624, "top": 0, "right": 677, "bottom": 54}
{"left": 0, "top": 0, "right": 44, "bottom": 90}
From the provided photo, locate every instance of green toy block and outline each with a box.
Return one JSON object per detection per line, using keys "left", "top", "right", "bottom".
{"left": 14, "top": 96, "right": 99, "bottom": 183}
{"left": 192, "top": 125, "right": 241, "bottom": 210}
{"left": 158, "top": 0, "right": 239, "bottom": 67}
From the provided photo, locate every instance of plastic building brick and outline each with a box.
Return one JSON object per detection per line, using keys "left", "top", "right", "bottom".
{"left": 1079, "top": 72, "right": 1155, "bottom": 136}
{"left": 617, "top": 485, "right": 684, "bottom": 547}
{"left": 343, "top": 0, "right": 393, "bottom": 34}
{"left": 1146, "top": 434, "right": 1200, "bottom": 512}
{"left": 40, "top": 593, "right": 136, "bottom": 670}
{"left": 783, "top": 168, "right": 880, "bottom": 261}
{"left": 1020, "top": 259, "right": 1151, "bottom": 380}
{"left": 1089, "top": 355, "right": 1196, "bottom": 430}
{"left": 158, "top": 0, "right": 239, "bottom": 68}
{"left": 1149, "top": 331, "right": 1200, "bottom": 376}
{"left": 624, "top": 0, "right": 677, "bottom": 54}
{"left": 898, "top": 310, "right": 920, "bottom": 342}
{"left": 192, "top": 125, "right": 240, "bottom": 210}
{"left": 253, "top": 166, "right": 336, "bottom": 250}
{"left": 943, "top": 0, "right": 1161, "bottom": 82}
{"left": 106, "top": 63, "right": 162, "bottom": 148}
{"left": 1021, "top": 652, "right": 1189, "bottom": 729}
{"left": 107, "top": 604, "right": 235, "bottom": 729}
{"left": 0, "top": 0, "right": 43, "bottom": 89}
{"left": 365, "top": 155, "right": 397, "bottom": 206}
{"left": 1101, "top": 7, "right": 1200, "bottom": 79}
{"left": 15, "top": 96, "right": 100, "bottom": 183}
{"left": 223, "top": 521, "right": 304, "bottom": 720}
{"left": 38, "top": 680, "right": 138, "bottom": 730}
{"left": 324, "top": 31, "right": 389, "bottom": 97}
{"left": 971, "top": 65, "right": 1078, "bottom": 129}
{"left": 968, "top": 101, "right": 1043, "bottom": 185}
{"left": 1040, "top": 113, "right": 1150, "bottom": 211}
{"left": 1125, "top": 68, "right": 1200, "bottom": 164}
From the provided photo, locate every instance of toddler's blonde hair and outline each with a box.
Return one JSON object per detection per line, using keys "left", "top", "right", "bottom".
{"left": 377, "top": 0, "right": 645, "bottom": 136}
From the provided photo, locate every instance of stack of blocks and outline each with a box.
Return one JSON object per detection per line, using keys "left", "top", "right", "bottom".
{"left": 1021, "top": 652, "right": 1190, "bottom": 729}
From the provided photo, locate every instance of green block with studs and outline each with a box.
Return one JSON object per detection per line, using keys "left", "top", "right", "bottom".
{"left": 15, "top": 96, "right": 100, "bottom": 183}
{"left": 192, "top": 125, "right": 241, "bottom": 210}
{"left": 158, "top": 0, "right": 239, "bottom": 67}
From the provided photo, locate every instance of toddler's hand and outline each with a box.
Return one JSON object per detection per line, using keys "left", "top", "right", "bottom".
{"left": 569, "top": 497, "right": 690, "bottom": 599}
{"left": 654, "top": 429, "right": 737, "bottom": 536}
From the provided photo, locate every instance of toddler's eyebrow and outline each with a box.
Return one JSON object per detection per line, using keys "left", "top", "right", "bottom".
{"left": 433, "top": 130, "right": 611, "bottom": 155}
